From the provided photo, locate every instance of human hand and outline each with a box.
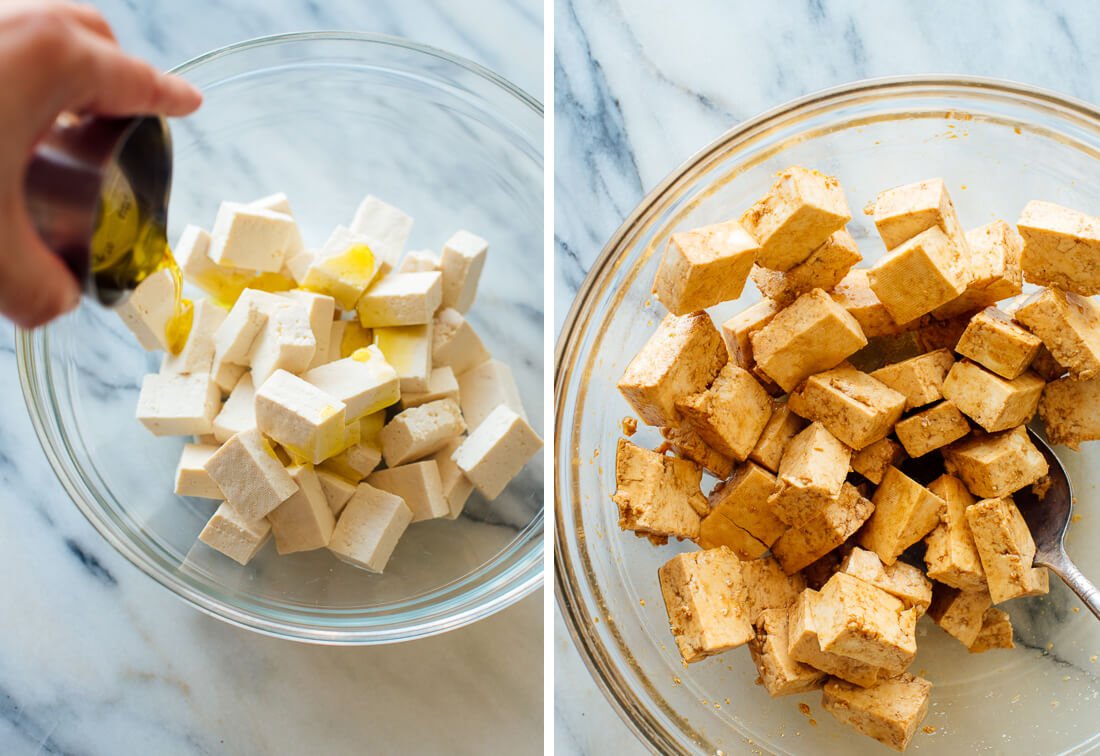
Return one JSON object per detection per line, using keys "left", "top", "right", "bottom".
{"left": 0, "top": 0, "right": 202, "bottom": 328}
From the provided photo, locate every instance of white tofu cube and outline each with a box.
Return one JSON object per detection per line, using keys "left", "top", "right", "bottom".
{"left": 283, "top": 250, "right": 316, "bottom": 285}
{"left": 198, "top": 502, "right": 271, "bottom": 565}
{"left": 175, "top": 224, "right": 215, "bottom": 283}
{"left": 349, "top": 195, "right": 413, "bottom": 272}
{"left": 328, "top": 483, "right": 413, "bottom": 573}
{"left": 212, "top": 359, "right": 247, "bottom": 395}
{"left": 161, "top": 299, "right": 226, "bottom": 376}
{"left": 326, "top": 320, "right": 348, "bottom": 364}
{"left": 267, "top": 464, "right": 336, "bottom": 554}
{"left": 249, "top": 302, "right": 318, "bottom": 386}
{"left": 174, "top": 443, "right": 223, "bottom": 499}
{"left": 432, "top": 308, "right": 491, "bottom": 375}
{"left": 317, "top": 469, "right": 357, "bottom": 516}
{"left": 457, "top": 359, "right": 526, "bottom": 431}
{"left": 356, "top": 271, "right": 442, "bottom": 327}
{"left": 249, "top": 191, "right": 292, "bottom": 216}
{"left": 374, "top": 323, "right": 432, "bottom": 393}
{"left": 380, "top": 398, "right": 466, "bottom": 467}
{"left": 208, "top": 201, "right": 300, "bottom": 272}
{"left": 320, "top": 439, "right": 382, "bottom": 482}
{"left": 212, "top": 373, "right": 257, "bottom": 443}
{"left": 254, "top": 369, "right": 347, "bottom": 464}
{"left": 399, "top": 249, "right": 440, "bottom": 273}
{"left": 116, "top": 268, "right": 177, "bottom": 351}
{"left": 281, "top": 289, "right": 336, "bottom": 369}
{"left": 432, "top": 437, "right": 474, "bottom": 519}
{"left": 368, "top": 460, "right": 449, "bottom": 522}
{"left": 301, "top": 345, "right": 400, "bottom": 420}
{"left": 302, "top": 225, "right": 381, "bottom": 309}
{"left": 440, "top": 229, "right": 488, "bottom": 313}
{"left": 213, "top": 289, "right": 282, "bottom": 366}
{"left": 203, "top": 428, "right": 298, "bottom": 521}
{"left": 400, "top": 366, "right": 460, "bottom": 410}
{"left": 452, "top": 405, "right": 542, "bottom": 500}
{"left": 136, "top": 372, "right": 221, "bottom": 436}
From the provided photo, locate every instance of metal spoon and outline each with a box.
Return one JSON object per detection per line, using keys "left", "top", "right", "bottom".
{"left": 1015, "top": 429, "right": 1100, "bottom": 620}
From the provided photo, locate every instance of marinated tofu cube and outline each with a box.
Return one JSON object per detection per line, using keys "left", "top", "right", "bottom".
{"left": 924, "top": 474, "right": 986, "bottom": 591}
{"left": 850, "top": 437, "right": 906, "bottom": 485}
{"left": 380, "top": 398, "right": 466, "bottom": 467}
{"left": 893, "top": 401, "right": 970, "bottom": 457}
{"left": 174, "top": 443, "right": 223, "bottom": 499}
{"left": 452, "top": 405, "right": 541, "bottom": 501}
{"left": 400, "top": 366, "right": 460, "bottom": 411}
{"left": 927, "top": 583, "right": 993, "bottom": 647}
{"left": 709, "top": 462, "right": 787, "bottom": 546}
{"left": 859, "top": 466, "right": 945, "bottom": 565}
{"left": 721, "top": 299, "right": 779, "bottom": 372}
{"left": 941, "top": 360, "right": 1044, "bottom": 433}
{"left": 1031, "top": 344, "right": 1067, "bottom": 381}
{"left": 136, "top": 372, "right": 221, "bottom": 437}
{"left": 822, "top": 672, "right": 932, "bottom": 752}
{"left": 618, "top": 311, "right": 727, "bottom": 428}
{"left": 658, "top": 547, "right": 754, "bottom": 663}
{"left": 749, "top": 403, "right": 807, "bottom": 473}
{"left": 916, "top": 313, "right": 973, "bottom": 352}
{"left": 1013, "top": 287, "right": 1100, "bottom": 379}
{"left": 208, "top": 201, "right": 300, "bottom": 272}
{"left": 116, "top": 268, "right": 186, "bottom": 352}
{"left": 839, "top": 547, "right": 933, "bottom": 615}
{"left": 302, "top": 225, "right": 381, "bottom": 310}
{"left": 349, "top": 195, "right": 413, "bottom": 274}
{"left": 267, "top": 463, "right": 336, "bottom": 554}
{"left": 249, "top": 301, "right": 318, "bottom": 386}
{"left": 254, "top": 369, "right": 347, "bottom": 464}
{"left": 934, "top": 220, "right": 1024, "bottom": 318}
{"left": 439, "top": 229, "right": 488, "bottom": 313}
{"left": 815, "top": 572, "right": 918, "bottom": 674}
{"left": 828, "top": 269, "right": 905, "bottom": 339}
{"left": 750, "top": 288, "right": 868, "bottom": 392}
{"left": 956, "top": 307, "right": 1041, "bottom": 379}
{"left": 160, "top": 299, "right": 226, "bottom": 376}
{"left": 697, "top": 513, "right": 768, "bottom": 559}
{"left": 1017, "top": 200, "right": 1100, "bottom": 296}
{"left": 741, "top": 556, "right": 808, "bottom": 621}
{"left": 457, "top": 358, "right": 527, "bottom": 431}
{"left": 868, "top": 226, "right": 968, "bottom": 324}
{"left": 431, "top": 437, "right": 474, "bottom": 519}
{"left": 316, "top": 469, "right": 357, "bottom": 517}
{"left": 368, "top": 460, "right": 449, "bottom": 522}
{"left": 660, "top": 426, "right": 734, "bottom": 479}
{"left": 787, "top": 363, "right": 906, "bottom": 449}
{"left": 302, "top": 345, "right": 400, "bottom": 421}
{"left": 867, "top": 177, "right": 968, "bottom": 252}
{"left": 357, "top": 271, "right": 442, "bottom": 327}
{"left": 1039, "top": 375, "right": 1100, "bottom": 449}
{"left": 198, "top": 502, "right": 271, "bottom": 566}
{"left": 968, "top": 607, "right": 1015, "bottom": 653}
{"left": 611, "top": 439, "right": 708, "bottom": 542}
{"left": 327, "top": 483, "right": 413, "bottom": 573}
{"left": 787, "top": 589, "right": 881, "bottom": 687}
{"left": 966, "top": 495, "right": 1050, "bottom": 603}
{"left": 749, "top": 607, "right": 827, "bottom": 697}
{"left": 868, "top": 350, "right": 954, "bottom": 411}
{"left": 769, "top": 422, "right": 851, "bottom": 525}
{"left": 432, "top": 308, "right": 491, "bottom": 376}
{"left": 741, "top": 166, "right": 852, "bottom": 271}
{"left": 203, "top": 428, "right": 298, "bottom": 521}
{"left": 653, "top": 220, "right": 758, "bottom": 314}
{"left": 772, "top": 483, "right": 874, "bottom": 573}
{"left": 374, "top": 323, "right": 433, "bottom": 393}
{"left": 676, "top": 364, "right": 772, "bottom": 460}
{"left": 943, "top": 426, "right": 1049, "bottom": 498}
{"left": 751, "top": 229, "right": 862, "bottom": 307}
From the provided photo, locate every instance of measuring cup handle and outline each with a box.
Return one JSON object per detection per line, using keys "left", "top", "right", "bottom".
{"left": 1047, "top": 554, "right": 1100, "bottom": 622}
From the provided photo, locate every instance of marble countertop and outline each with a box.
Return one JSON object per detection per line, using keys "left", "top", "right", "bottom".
{"left": 0, "top": 1, "right": 542, "bottom": 753}
{"left": 554, "top": 1, "right": 1100, "bottom": 752}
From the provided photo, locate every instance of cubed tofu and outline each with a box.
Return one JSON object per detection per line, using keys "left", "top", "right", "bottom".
{"left": 850, "top": 437, "right": 905, "bottom": 485}
{"left": 751, "top": 229, "right": 862, "bottom": 307}
{"left": 894, "top": 401, "right": 971, "bottom": 457}
{"left": 924, "top": 474, "right": 986, "bottom": 591}
{"left": 457, "top": 358, "right": 527, "bottom": 431}
{"left": 787, "top": 589, "right": 881, "bottom": 687}
{"left": 709, "top": 462, "right": 787, "bottom": 546}
{"left": 658, "top": 547, "right": 755, "bottom": 663}
{"left": 839, "top": 547, "right": 933, "bottom": 615}
{"left": 968, "top": 607, "right": 1015, "bottom": 653}
{"left": 822, "top": 673, "right": 932, "bottom": 752}
{"left": 749, "top": 404, "right": 807, "bottom": 472}
{"left": 452, "top": 405, "right": 541, "bottom": 501}
{"left": 1039, "top": 375, "right": 1100, "bottom": 449}
{"left": 431, "top": 437, "right": 474, "bottom": 519}
{"left": 368, "top": 460, "right": 449, "bottom": 522}
{"left": 654, "top": 220, "right": 758, "bottom": 314}
{"left": 859, "top": 466, "right": 945, "bottom": 565}
{"left": 136, "top": 372, "right": 221, "bottom": 437}
{"left": 432, "top": 308, "right": 491, "bottom": 376}
{"left": 751, "top": 289, "right": 867, "bottom": 392}
{"left": 870, "top": 348, "right": 955, "bottom": 410}
{"left": 327, "top": 483, "right": 413, "bottom": 573}
{"left": 815, "top": 572, "right": 918, "bottom": 674}
{"left": 174, "top": 443, "right": 223, "bottom": 499}
{"left": 697, "top": 513, "right": 768, "bottom": 559}
{"left": 357, "top": 271, "right": 442, "bottom": 327}
{"left": 203, "top": 428, "right": 298, "bottom": 521}
{"left": 267, "top": 463, "right": 336, "bottom": 554}
{"left": 868, "top": 226, "right": 968, "bottom": 324}
{"left": 956, "top": 307, "right": 1041, "bottom": 379}
{"left": 935, "top": 221, "right": 1024, "bottom": 318}
{"left": 749, "top": 607, "right": 827, "bottom": 697}
{"left": 208, "top": 201, "right": 300, "bottom": 272}
{"left": 160, "top": 299, "right": 225, "bottom": 375}
{"left": 660, "top": 426, "right": 733, "bottom": 479}
{"left": 1031, "top": 344, "right": 1067, "bottom": 381}
{"left": 213, "top": 289, "right": 281, "bottom": 367}
{"left": 741, "top": 556, "right": 808, "bottom": 621}
{"left": 1017, "top": 200, "right": 1100, "bottom": 296}
{"left": 254, "top": 369, "right": 347, "bottom": 464}
{"left": 927, "top": 583, "right": 993, "bottom": 647}
{"left": 374, "top": 323, "right": 433, "bottom": 393}
{"left": 212, "top": 373, "right": 256, "bottom": 443}
{"left": 320, "top": 438, "right": 382, "bottom": 482}
{"left": 941, "top": 360, "right": 1044, "bottom": 433}
{"left": 281, "top": 289, "right": 336, "bottom": 369}
{"left": 1013, "top": 287, "right": 1100, "bottom": 379}
{"left": 400, "top": 366, "right": 460, "bottom": 410}
{"left": 721, "top": 300, "right": 779, "bottom": 373}
{"left": 302, "top": 345, "right": 400, "bottom": 420}
{"left": 439, "top": 229, "right": 488, "bottom": 313}
{"left": 302, "top": 225, "right": 380, "bottom": 310}
{"left": 380, "top": 398, "right": 466, "bottom": 467}
{"left": 399, "top": 249, "right": 440, "bottom": 273}
{"left": 349, "top": 195, "right": 413, "bottom": 273}
{"left": 741, "top": 166, "right": 852, "bottom": 271}
{"left": 212, "top": 359, "right": 247, "bottom": 395}
{"left": 769, "top": 422, "right": 851, "bottom": 525}
{"left": 115, "top": 268, "right": 181, "bottom": 351}
{"left": 197, "top": 502, "right": 271, "bottom": 565}
{"left": 618, "top": 311, "right": 727, "bottom": 427}
{"left": 788, "top": 363, "right": 905, "bottom": 449}
{"left": 867, "top": 178, "right": 968, "bottom": 252}
{"left": 611, "top": 439, "right": 708, "bottom": 543}
{"left": 675, "top": 364, "right": 772, "bottom": 461}
{"left": 916, "top": 312, "right": 973, "bottom": 353}
{"left": 944, "top": 426, "right": 1049, "bottom": 498}
{"left": 828, "top": 269, "right": 905, "bottom": 339}
{"left": 249, "top": 301, "right": 318, "bottom": 386}
{"left": 772, "top": 483, "right": 874, "bottom": 574}
{"left": 283, "top": 250, "right": 316, "bottom": 285}
{"left": 966, "top": 495, "right": 1050, "bottom": 603}
{"left": 316, "top": 469, "right": 357, "bottom": 516}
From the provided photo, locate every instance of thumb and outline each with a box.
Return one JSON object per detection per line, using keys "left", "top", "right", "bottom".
{"left": 0, "top": 191, "right": 81, "bottom": 328}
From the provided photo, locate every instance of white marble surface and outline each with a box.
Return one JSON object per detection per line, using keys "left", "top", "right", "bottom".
{"left": 554, "top": 1, "right": 1100, "bottom": 752}
{"left": 0, "top": 1, "right": 542, "bottom": 754}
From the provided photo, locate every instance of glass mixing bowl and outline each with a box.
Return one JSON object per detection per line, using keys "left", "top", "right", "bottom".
{"left": 556, "top": 77, "right": 1100, "bottom": 754}
{"left": 18, "top": 32, "right": 543, "bottom": 644}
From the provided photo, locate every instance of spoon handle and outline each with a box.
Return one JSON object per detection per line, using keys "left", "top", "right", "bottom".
{"left": 1046, "top": 554, "right": 1100, "bottom": 622}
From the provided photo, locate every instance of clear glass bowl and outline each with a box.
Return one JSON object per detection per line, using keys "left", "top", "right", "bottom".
{"left": 556, "top": 76, "right": 1100, "bottom": 754}
{"left": 18, "top": 32, "right": 543, "bottom": 644}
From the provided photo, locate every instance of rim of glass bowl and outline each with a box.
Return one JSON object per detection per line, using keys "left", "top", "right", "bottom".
{"left": 554, "top": 74, "right": 1100, "bottom": 752}
{"left": 17, "top": 31, "right": 543, "bottom": 645}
